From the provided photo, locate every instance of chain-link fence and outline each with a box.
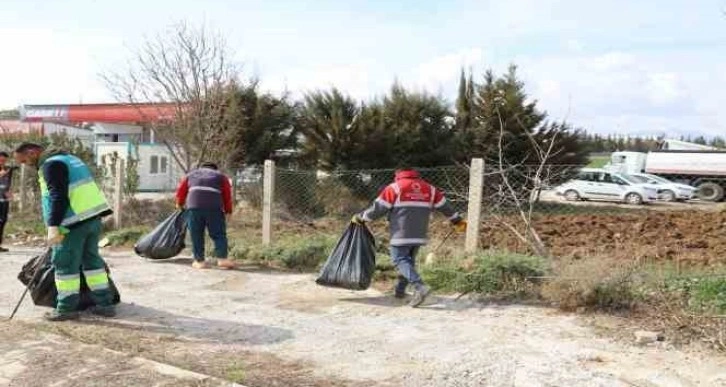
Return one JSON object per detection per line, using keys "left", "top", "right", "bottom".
{"left": 252, "top": 161, "right": 725, "bottom": 266}
{"left": 273, "top": 166, "right": 470, "bottom": 223}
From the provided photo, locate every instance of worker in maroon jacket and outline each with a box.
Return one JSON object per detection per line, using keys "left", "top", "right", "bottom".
{"left": 176, "top": 162, "right": 236, "bottom": 270}
{"left": 353, "top": 168, "right": 467, "bottom": 307}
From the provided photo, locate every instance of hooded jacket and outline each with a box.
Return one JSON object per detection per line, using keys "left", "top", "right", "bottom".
{"left": 359, "top": 170, "right": 462, "bottom": 246}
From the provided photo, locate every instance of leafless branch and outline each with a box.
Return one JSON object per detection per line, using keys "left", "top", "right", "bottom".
{"left": 102, "top": 21, "right": 241, "bottom": 173}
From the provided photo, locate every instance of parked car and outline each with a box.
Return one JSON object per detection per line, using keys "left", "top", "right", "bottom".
{"left": 626, "top": 173, "right": 697, "bottom": 202}
{"left": 555, "top": 168, "right": 658, "bottom": 205}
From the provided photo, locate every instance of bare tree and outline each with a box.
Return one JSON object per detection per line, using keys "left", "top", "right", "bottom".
{"left": 103, "top": 22, "right": 240, "bottom": 172}
{"left": 481, "top": 101, "right": 578, "bottom": 258}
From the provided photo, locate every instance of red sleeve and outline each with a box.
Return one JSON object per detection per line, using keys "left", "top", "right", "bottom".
{"left": 175, "top": 177, "right": 189, "bottom": 207}
{"left": 378, "top": 184, "right": 398, "bottom": 206}
{"left": 221, "top": 177, "right": 233, "bottom": 214}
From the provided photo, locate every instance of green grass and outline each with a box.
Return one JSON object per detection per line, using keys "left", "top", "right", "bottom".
{"left": 663, "top": 276, "right": 726, "bottom": 314}
{"left": 586, "top": 155, "right": 610, "bottom": 168}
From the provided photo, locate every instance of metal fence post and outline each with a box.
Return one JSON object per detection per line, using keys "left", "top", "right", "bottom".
{"left": 262, "top": 160, "right": 276, "bottom": 245}
{"left": 113, "top": 159, "right": 125, "bottom": 229}
{"left": 465, "top": 158, "right": 484, "bottom": 253}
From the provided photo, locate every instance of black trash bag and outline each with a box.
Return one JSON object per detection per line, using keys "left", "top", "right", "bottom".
{"left": 17, "top": 248, "right": 121, "bottom": 310}
{"left": 134, "top": 210, "right": 187, "bottom": 259}
{"left": 316, "top": 223, "right": 376, "bottom": 290}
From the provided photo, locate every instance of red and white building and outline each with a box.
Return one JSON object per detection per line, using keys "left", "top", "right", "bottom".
{"left": 13, "top": 103, "right": 184, "bottom": 191}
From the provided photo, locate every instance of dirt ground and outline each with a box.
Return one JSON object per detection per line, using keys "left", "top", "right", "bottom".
{"left": 1, "top": 247, "right": 725, "bottom": 386}
{"left": 480, "top": 210, "right": 726, "bottom": 266}
{"left": 0, "top": 321, "right": 235, "bottom": 386}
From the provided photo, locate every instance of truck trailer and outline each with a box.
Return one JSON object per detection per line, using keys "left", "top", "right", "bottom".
{"left": 606, "top": 149, "right": 726, "bottom": 202}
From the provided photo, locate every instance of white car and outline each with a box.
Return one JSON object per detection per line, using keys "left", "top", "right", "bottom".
{"left": 555, "top": 169, "right": 658, "bottom": 205}
{"left": 626, "top": 173, "right": 697, "bottom": 202}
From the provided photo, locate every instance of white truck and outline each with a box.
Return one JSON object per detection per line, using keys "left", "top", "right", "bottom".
{"left": 606, "top": 141, "right": 726, "bottom": 202}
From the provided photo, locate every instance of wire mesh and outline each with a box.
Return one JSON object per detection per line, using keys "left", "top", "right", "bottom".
{"left": 274, "top": 166, "right": 471, "bottom": 223}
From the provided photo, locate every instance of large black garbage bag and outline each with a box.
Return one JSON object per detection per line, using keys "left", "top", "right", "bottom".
{"left": 316, "top": 223, "right": 376, "bottom": 290}
{"left": 17, "top": 248, "right": 121, "bottom": 310}
{"left": 134, "top": 210, "right": 187, "bottom": 259}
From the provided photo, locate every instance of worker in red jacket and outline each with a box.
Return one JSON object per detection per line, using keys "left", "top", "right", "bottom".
{"left": 176, "top": 162, "right": 236, "bottom": 270}
{"left": 353, "top": 168, "right": 467, "bottom": 307}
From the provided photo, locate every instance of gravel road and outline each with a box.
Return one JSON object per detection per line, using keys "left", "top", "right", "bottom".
{"left": 1, "top": 248, "right": 724, "bottom": 386}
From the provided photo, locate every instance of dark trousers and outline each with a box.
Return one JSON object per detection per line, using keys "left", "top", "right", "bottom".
{"left": 187, "top": 209, "right": 228, "bottom": 261}
{"left": 52, "top": 218, "right": 113, "bottom": 313}
{"left": 0, "top": 201, "right": 9, "bottom": 245}
{"left": 390, "top": 245, "right": 423, "bottom": 294}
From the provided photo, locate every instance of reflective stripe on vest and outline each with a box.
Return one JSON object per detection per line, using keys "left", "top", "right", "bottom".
{"left": 39, "top": 155, "right": 111, "bottom": 227}
{"left": 190, "top": 186, "right": 221, "bottom": 194}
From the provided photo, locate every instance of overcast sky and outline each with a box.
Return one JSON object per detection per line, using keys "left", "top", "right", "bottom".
{"left": 1, "top": 0, "right": 725, "bottom": 137}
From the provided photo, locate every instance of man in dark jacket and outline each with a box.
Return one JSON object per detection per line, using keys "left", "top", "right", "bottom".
{"left": 176, "top": 162, "right": 236, "bottom": 269}
{"left": 353, "top": 168, "right": 467, "bottom": 307}
{"left": 0, "top": 151, "right": 16, "bottom": 252}
{"left": 14, "top": 143, "right": 115, "bottom": 321}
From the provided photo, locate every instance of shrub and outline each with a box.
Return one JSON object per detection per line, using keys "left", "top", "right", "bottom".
{"left": 542, "top": 259, "right": 640, "bottom": 311}
{"left": 422, "top": 252, "right": 548, "bottom": 298}
{"left": 103, "top": 227, "right": 149, "bottom": 247}
{"left": 230, "top": 235, "right": 336, "bottom": 271}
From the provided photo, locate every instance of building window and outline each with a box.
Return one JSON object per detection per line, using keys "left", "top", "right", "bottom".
{"left": 150, "top": 156, "right": 159, "bottom": 174}
{"left": 150, "top": 155, "right": 168, "bottom": 175}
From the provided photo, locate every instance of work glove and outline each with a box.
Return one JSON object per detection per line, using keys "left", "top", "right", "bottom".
{"left": 351, "top": 215, "right": 365, "bottom": 225}
{"left": 175, "top": 203, "right": 185, "bottom": 210}
{"left": 453, "top": 219, "right": 467, "bottom": 233}
{"left": 47, "top": 226, "right": 64, "bottom": 245}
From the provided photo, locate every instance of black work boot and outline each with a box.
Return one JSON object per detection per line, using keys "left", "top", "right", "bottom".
{"left": 44, "top": 310, "right": 80, "bottom": 322}
{"left": 89, "top": 305, "right": 117, "bottom": 318}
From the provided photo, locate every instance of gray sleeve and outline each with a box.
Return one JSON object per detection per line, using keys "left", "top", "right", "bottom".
{"left": 433, "top": 190, "right": 463, "bottom": 223}
{"left": 359, "top": 197, "right": 392, "bottom": 222}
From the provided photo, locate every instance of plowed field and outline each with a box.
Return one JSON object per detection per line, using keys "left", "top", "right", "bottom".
{"left": 480, "top": 211, "right": 726, "bottom": 265}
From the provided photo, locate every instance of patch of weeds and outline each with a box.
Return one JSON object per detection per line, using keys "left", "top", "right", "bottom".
{"left": 422, "top": 252, "right": 548, "bottom": 298}
{"left": 224, "top": 362, "right": 246, "bottom": 384}
{"left": 542, "top": 259, "right": 640, "bottom": 312}
{"left": 6, "top": 213, "right": 45, "bottom": 238}
{"left": 664, "top": 276, "right": 726, "bottom": 314}
{"left": 230, "top": 235, "right": 336, "bottom": 271}
{"left": 103, "top": 227, "right": 149, "bottom": 247}
{"left": 373, "top": 255, "right": 397, "bottom": 282}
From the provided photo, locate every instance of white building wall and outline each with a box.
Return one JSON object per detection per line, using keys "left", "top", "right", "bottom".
{"left": 136, "top": 144, "right": 185, "bottom": 191}
{"left": 95, "top": 142, "right": 185, "bottom": 192}
{"left": 43, "top": 122, "right": 95, "bottom": 147}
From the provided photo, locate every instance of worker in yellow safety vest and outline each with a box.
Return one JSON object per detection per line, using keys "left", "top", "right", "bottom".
{"left": 14, "top": 142, "right": 116, "bottom": 321}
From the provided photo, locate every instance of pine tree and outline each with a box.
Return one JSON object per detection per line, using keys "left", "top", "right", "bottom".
{"left": 296, "top": 88, "right": 362, "bottom": 171}
{"left": 460, "top": 65, "right": 587, "bottom": 166}
{"left": 693, "top": 135, "right": 708, "bottom": 145}
{"left": 710, "top": 136, "right": 726, "bottom": 149}
{"left": 455, "top": 68, "right": 471, "bottom": 131}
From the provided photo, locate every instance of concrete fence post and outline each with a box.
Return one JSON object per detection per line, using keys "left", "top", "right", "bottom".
{"left": 262, "top": 160, "right": 276, "bottom": 245}
{"left": 465, "top": 158, "right": 484, "bottom": 253}
{"left": 113, "top": 159, "right": 125, "bottom": 229}
{"left": 18, "top": 164, "right": 26, "bottom": 212}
